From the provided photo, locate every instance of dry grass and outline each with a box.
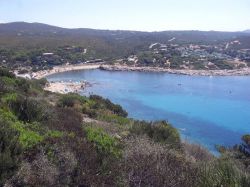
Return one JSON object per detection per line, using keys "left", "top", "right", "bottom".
{"left": 122, "top": 136, "right": 198, "bottom": 187}
{"left": 182, "top": 141, "right": 214, "bottom": 162}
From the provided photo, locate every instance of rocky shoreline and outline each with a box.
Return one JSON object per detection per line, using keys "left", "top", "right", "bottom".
{"left": 100, "top": 65, "right": 250, "bottom": 76}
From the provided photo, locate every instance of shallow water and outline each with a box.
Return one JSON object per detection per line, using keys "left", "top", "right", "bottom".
{"left": 47, "top": 69, "right": 250, "bottom": 153}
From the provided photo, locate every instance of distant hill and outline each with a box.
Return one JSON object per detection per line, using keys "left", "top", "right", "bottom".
{"left": 1, "top": 22, "right": 249, "bottom": 44}
{"left": 0, "top": 22, "right": 250, "bottom": 60}
{"left": 243, "top": 29, "right": 250, "bottom": 33}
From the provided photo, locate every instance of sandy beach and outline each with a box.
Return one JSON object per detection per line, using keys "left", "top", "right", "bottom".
{"left": 32, "top": 63, "right": 101, "bottom": 79}
{"left": 100, "top": 64, "right": 250, "bottom": 76}
{"left": 44, "top": 81, "right": 91, "bottom": 94}
{"left": 14, "top": 63, "right": 99, "bottom": 94}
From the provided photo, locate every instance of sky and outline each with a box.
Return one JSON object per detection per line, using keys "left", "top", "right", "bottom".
{"left": 0, "top": 0, "right": 249, "bottom": 31}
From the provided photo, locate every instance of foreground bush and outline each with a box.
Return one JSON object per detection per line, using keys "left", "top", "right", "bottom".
{"left": 90, "top": 95, "right": 128, "bottom": 117}
{"left": 130, "top": 120, "right": 181, "bottom": 149}
{"left": 57, "top": 93, "right": 87, "bottom": 108}
{"left": 197, "top": 158, "right": 250, "bottom": 187}
{"left": 0, "top": 119, "right": 22, "bottom": 186}
{"left": 123, "top": 136, "right": 198, "bottom": 187}
{"left": 85, "top": 127, "right": 122, "bottom": 158}
{"left": 183, "top": 141, "right": 213, "bottom": 162}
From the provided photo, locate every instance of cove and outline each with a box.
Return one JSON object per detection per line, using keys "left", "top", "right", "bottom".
{"left": 47, "top": 69, "right": 250, "bottom": 153}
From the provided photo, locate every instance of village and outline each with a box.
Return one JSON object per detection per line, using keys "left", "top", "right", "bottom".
{"left": 118, "top": 40, "right": 250, "bottom": 70}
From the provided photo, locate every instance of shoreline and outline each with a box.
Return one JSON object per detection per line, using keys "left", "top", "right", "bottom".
{"left": 15, "top": 63, "right": 250, "bottom": 81}
{"left": 31, "top": 63, "right": 101, "bottom": 79}
{"left": 100, "top": 65, "right": 250, "bottom": 76}
{"left": 39, "top": 63, "right": 250, "bottom": 94}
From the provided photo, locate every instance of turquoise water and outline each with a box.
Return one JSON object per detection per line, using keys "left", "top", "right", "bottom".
{"left": 47, "top": 69, "right": 250, "bottom": 152}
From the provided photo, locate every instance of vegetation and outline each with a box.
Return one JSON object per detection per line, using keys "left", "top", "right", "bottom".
{"left": 85, "top": 127, "right": 122, "bottom": 158}
{"left": 130, "top": 120, "right": 181, "bottom": 149}
{"left": 0, "top": 68, "right": 250, "bottom": 186}
{"left": 1, "top": 22, "right": 250, "bottom": 71}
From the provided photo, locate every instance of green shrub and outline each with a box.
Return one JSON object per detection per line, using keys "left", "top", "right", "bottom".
{"left": 1, "top": 93, "right": 17, "bottom": 104}
{"left": 0, "top": 110, "right": 46, "bottom": 149}
{"left": 85, "top": 127, "right": 121, "bottom": 158}
{"left": 0, "top": 68, "right": 15, "bottom": 78}
{"left": 13, "top": 121, "right": 44, "bottom": 148}
{"left": 31, "top": 78, "right": 48, "bottom": 90}
{"left": 0, "top": 119, "right": 22, "bottom": 186}
{"left": 46, "top": 130, "right": 64, "bottom": 138}
{"left": 1, "top": 76, "right": 16, "bottom": 86}
{"left": 12, "top": 122, "right": 64, "bottom": 149}
{"left": 130, "top": 120, "right": 181, "bottom": 149}
{"left": 82, "top": 107, "right": 98, "bottom": 118}
{"left": 10, "top": 97, "right": 49, "bottom": 123}
{"left": 57, "top": 93, "right": 87, "bottom": 108}
{"left": 89, "top": 95, "right": 128, "bottom": 117}
{"left": 15, "top": 78, "right": 30, "bottom": 92}
{"left": 98, "top": 114, "right": 130, "bottom": 125}
{"left": 0, "top": 109, "right": 17, "bottom": 122}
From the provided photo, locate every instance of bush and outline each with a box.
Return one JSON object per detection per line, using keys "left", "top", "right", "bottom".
{"left": 42, "top": 136, "right": 119, "bottom": 186}
{"left": 10, "top": 97, "right": 49, "bottom": 123}
{"left": 85, "top": 127, "right": 121, "bottom": 158}
{"left": 130, "top": 120, "right": 181, "bottom": 149}
{"left": 15, "top": 78, "right": 30, "bottom": 93}
{"left": 1, "top": 93, "right": 17, "bottom": 104}
{"left": 0, "top": 67, "right": 15, "bottom": 78}
{"left": 57, "top": 93, "right": 87, "bottom": 108}
{"left": 6, "top": 151, "right": 59, "bottom": 187}
{"left": 47, "top": 107, "right": 83, "bottom": 134}
{"left": 242, "top": 134, "right": 250, "bottom": 146}
{"left": 82, "top": 106, "right": 98, "bottom": 118}
{"left": 30, "top": 78, "right": 48, "bottom": 90}
{"left": 183, "top": 141, "right": 213, "bottom": 162}
{"left": 0, "top": 119, "right": 22, "bottom": 186}
{"left": 0, "top": 77, "right": 16, "bottom": 95}
{"left": 90, "top": 95, "right": 128, "bottom": 117}
{"left": 123, "top": 136, "right": 198, "bottom": 187}
{"left": 197, "top": 158, "right": 250, "bottom": 187}
{"left": 98, "top": 113, "right": 130, "bottom": 125}
{"left": 12, "top": 121, "right": 44, "bottom": 148}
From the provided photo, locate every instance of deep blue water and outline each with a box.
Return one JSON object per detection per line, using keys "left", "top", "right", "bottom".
{"left": 47, "top": 69, "right": 250, "bottom": 153}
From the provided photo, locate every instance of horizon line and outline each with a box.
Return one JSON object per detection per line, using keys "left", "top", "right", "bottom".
{"left": 0, "top": 21, "right": 249, "bottom": 33}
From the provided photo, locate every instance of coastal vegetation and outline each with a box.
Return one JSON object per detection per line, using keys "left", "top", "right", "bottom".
{"left": 1, "top": 67, "right": 250, "bottom": 186}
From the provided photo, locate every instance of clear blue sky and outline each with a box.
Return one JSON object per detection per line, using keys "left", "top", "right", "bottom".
{"left": 0, "top": 0, "right": 249, "bottom": 31}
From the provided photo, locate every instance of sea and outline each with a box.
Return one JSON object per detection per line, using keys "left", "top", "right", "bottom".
{"left": 47, "top": 69, "right": 250, "bottom": 153}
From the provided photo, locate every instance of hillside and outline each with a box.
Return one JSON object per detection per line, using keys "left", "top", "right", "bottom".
{"left": 1, "top": 68, "right": 250, "bottom": 186}
{"left": 1, "top": 22, "right": 250, "bottom": 71}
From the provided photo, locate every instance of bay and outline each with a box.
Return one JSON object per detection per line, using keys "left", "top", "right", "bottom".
{"left": 47, "top": 69, "right": 250, "bottom": 153}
